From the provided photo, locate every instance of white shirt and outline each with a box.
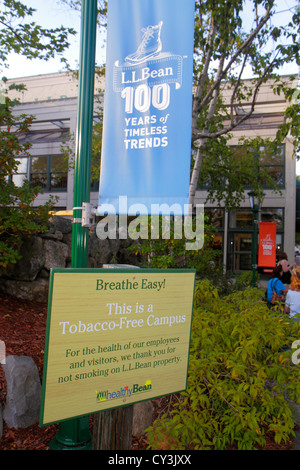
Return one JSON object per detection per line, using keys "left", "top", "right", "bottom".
{"left": 285, "top": 290, "right": 300, "bottom": 318}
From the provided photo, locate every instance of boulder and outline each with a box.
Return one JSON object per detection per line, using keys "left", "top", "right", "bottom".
{"left": 40, "top": 231, "right": 63, "bottom": 241}
{"left": 43, "top": 239, "right": 68, "bottom": 270}
{"left": 2, "top": 356, "right": 41, "bottom": 429}
{"left": 4, "top": 278, "right": 49, "bottom": 303}
{"left": 88, "top": 236, "right": 112, "bottom": 265}
{"left": 62, "top": 232, "right": 73, "bottom": 263}
{"left": 9, "top": 236, "right": 45, "bottom": 281}
{"left": 50, "top": 215, "right": 72, "bottom": 234}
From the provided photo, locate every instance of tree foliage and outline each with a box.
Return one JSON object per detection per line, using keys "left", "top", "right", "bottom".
{"left": 59, "top": 0, "right": 107, "bottom": 27}
{"left": 0, "top": 0, "right": 76, "bottom": 69}
{"left": 0, "top": 83, "right": 58, "bottom": 268}
{"left": 146, "top": 281, "right": 300, "bottom": 450}
{"left": 189, "top": 0, "right": 300, "bottom": 206}
{"left": 0, "top": 1, "right": 75, "bottom": 268}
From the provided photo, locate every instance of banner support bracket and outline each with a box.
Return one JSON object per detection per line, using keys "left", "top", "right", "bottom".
{"left": 73, "top": 203, "right": 97, "bottom": 228}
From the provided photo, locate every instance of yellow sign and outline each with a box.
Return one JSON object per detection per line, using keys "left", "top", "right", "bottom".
{"left": 40, "top": 268, "right": 195, "bottom": 426}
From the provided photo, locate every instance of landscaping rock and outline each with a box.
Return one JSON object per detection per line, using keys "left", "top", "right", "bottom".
{"left": 43, "top": 239, "right": 68, "bottom": 270}
{"left": 9, "top": 236, "right": 45, "bottom": 281}
{"left": 40, "top": 231, "right": 64, "bottom": 241}
{"left": 0, "top": 217, "right": 142, "bottom": 302}
{"left": 50, "top": 215, "right": 72, "bottom": 234}
{"left": 2, "top": 356, "right": 41, "bottom": 429}
{"left": 3, "top": 278, "right": 49, "bottom": 303}
{"left": 88, "top": 235, "right": 112, "bottom": 265}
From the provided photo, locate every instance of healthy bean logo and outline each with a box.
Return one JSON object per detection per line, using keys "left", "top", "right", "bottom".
{"left": 96, "top": 380, "right": 152, "bottom": 402}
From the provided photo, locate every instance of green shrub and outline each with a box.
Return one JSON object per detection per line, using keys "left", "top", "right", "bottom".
{"left": 146, "top": 280, "right": 300, "bottom": 450}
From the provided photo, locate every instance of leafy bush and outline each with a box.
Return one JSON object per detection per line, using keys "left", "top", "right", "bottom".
{"left": 126, "top": 215, "right": 259, "bottom": 296}
{"left": 0, "top": 83, "right": 56, "bottom": 268}
{"left": 146, "top": 280, "right": 300, "bottom": 450}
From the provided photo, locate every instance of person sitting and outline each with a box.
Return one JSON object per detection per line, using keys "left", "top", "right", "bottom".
{"left": 285, "top": 267, "right": 300, "bottom": 321}
{"left": 266, "top": 265, "right": 288, "bottom": 308}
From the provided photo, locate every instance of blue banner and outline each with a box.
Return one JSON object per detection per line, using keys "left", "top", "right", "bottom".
{"left": 97, "top": 0, "right": 195, "bottom": 215}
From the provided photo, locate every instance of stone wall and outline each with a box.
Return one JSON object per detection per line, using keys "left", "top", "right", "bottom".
{"left": 0, "top": 216, "right": 140, "bottom": 303}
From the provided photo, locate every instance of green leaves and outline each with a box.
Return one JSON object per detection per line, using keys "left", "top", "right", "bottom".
{"left": 190, "top": 0, "right": 300, "bottom": 208}
{"left": 0, "top": 1, "right": 76, "bottom": 267}
{"left": 146, "top": 281, "right": 300, "bottom": 450}
{"left": 0, "top": 90, "right": 55, "bottom": 268}
{"left": 0, "top": 0, "right": 76, "bottom": 67}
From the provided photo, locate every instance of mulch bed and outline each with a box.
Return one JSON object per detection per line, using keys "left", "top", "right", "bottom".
{"left": 0, "top": 292, "right": 150, "bottom": 450}
{"left": 0, "top": 291, "right": 296, "bottom": 451}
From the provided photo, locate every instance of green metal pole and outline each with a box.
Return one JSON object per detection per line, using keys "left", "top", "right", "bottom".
{"left": 72, "top": 0, "right": 97, "bottom": 269}
{"left": 50, "top": 0, "right": 97, "bottom": 450}
{"left": 252, "top": 207, "right": 259, "bottom": 288}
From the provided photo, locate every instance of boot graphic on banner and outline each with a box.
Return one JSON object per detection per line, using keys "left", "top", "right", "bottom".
{"left": 125, "top": 21, "right": 163, "bottom": 65}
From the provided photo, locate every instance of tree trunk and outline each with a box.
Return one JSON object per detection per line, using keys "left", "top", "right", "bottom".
{"left": 189, "top": 143, "right": 204, "bottom": 207}
{"left": 92, "top": 405, "right": 134, "bottom": 450}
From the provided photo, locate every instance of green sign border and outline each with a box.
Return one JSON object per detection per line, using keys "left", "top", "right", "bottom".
{"left": 40, "top": 268, "right": 196, "bottom": 427}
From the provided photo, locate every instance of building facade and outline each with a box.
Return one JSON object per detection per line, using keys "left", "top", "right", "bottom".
{"left": 194, "top": 76, "right": 297, "bottom": 272}
{"left": 7, "top": 72, "right": 297, "bottom": 272}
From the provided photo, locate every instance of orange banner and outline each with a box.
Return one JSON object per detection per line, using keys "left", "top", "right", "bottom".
{"left": 258, "top": 222, "right": 277, "bottom": 267}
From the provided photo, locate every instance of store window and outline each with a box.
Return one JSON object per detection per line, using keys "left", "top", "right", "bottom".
{"left": 259, "top": 145, "right": 285, "bottom": 188}
{"left": 261, "top": 208, "right": 284, "bottom": 254}
{"left": 229, "top": 209, "right": 253, "bottom": 229}
{"left": 228, "top": 232, "right": 252, "bottom": 271}
{"left": 31, "top": 156, "right": 48, "bottom": 188}
{"left": 49, "top": 156, "right": 68, "bottom": 190}
{"left": 11, "top": 157, "right": 28, "bottom": 187}
{"left": 261, "top": 208, "right": 283, "bottom": 229}
{"left": 91, "top": 178, "right": 99, "bottom": 191}
{"left": 12, "top": 155, "right": 68, "bottom": 191}
{"left": 234, "top": 144, "right": 285, "bottom": 189}
{"left": 205, "top": 208, "right": 224, "bottom": 228}
{"left": 197, "top": 144, "right": 285, "bottom": 190}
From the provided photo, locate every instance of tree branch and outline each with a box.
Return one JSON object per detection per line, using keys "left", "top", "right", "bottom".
{"left": 195, "top": 4, "right": 272, "bottom": 123}
{"left": 192, "top": 15, "right": 217, "bottom": 131}
{"left": 193, "top": 51, "right": 280, "bottom": 141}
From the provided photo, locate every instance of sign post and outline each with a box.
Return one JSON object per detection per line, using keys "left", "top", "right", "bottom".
{"left": 48, "top": 0, "right": 97, "bottom": 450}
